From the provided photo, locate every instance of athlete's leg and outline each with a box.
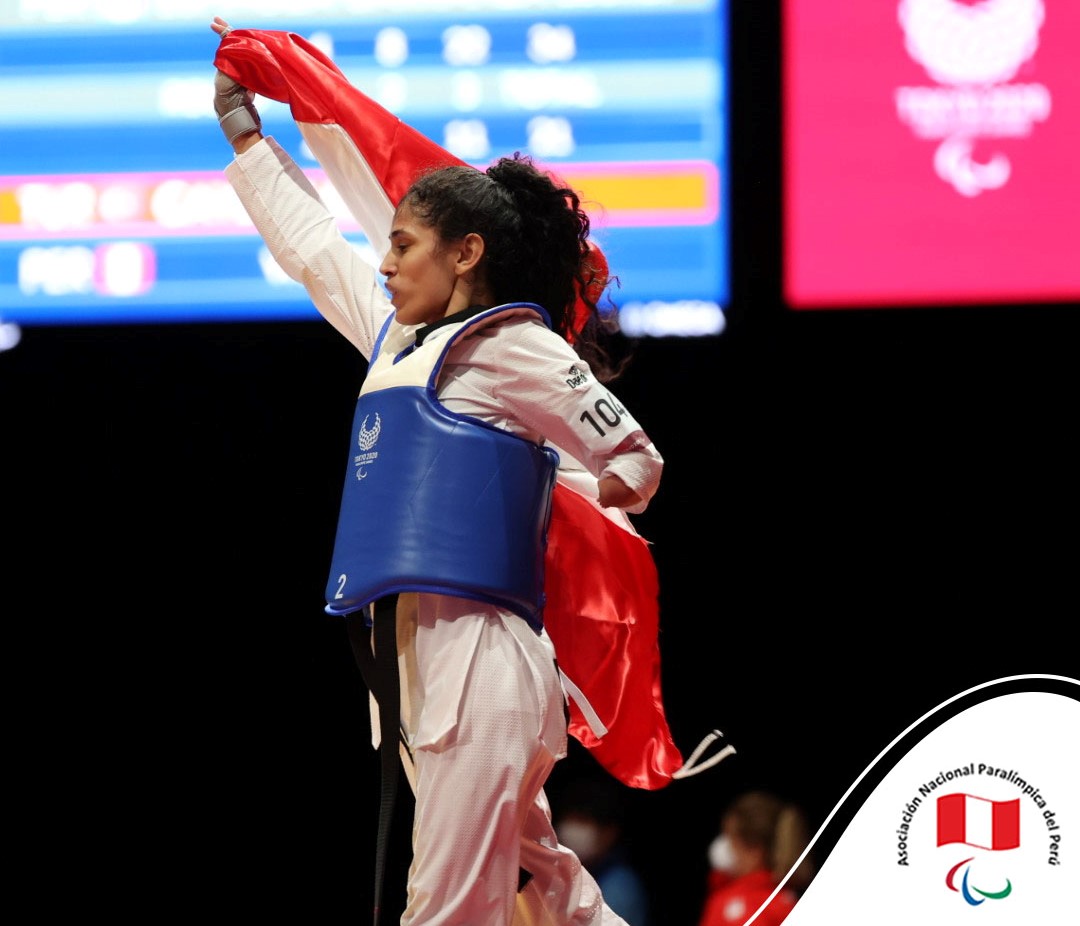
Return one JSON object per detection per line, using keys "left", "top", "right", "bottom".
{"left": 515, "top": 787, "right": 630, "bottom": 926}
{"left": 402, "top": 606, "right": 559, "bottom": 926}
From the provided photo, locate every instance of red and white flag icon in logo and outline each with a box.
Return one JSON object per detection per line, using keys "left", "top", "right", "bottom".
{"left": 937, "top": 794, "right": 1020, "bottom": 850}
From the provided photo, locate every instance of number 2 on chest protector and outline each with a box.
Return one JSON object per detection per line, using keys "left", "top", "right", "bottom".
{"left": 580, "top": 394, "right": 626, "bottom": 436}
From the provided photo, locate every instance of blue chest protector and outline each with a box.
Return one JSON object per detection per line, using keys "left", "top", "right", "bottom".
{"left": 324, "top": 304, "right": 560, "bottom": 632}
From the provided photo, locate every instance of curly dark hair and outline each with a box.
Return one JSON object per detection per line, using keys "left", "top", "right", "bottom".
{"left": 399, "top": 153, "right": 628, "bottom": 382}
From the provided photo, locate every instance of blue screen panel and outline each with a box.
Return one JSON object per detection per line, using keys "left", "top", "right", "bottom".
{"left": 0, "top": 2, "right": 729, "bottom": 336}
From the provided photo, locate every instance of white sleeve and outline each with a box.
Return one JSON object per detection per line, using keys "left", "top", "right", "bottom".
{"left": 224, "top": 136, "right": 392, "bottom": 358}
{"left": 493, "top": 322, "right": 663, "bottom": 513}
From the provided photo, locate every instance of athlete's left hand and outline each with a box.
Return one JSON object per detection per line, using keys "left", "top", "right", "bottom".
{"left": 598, "top": 475, "right": 641, "bottom": 510}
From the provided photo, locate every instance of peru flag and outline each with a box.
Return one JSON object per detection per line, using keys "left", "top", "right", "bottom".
{"left": 542, "top": 476, "right": 685, "bottom": 789}
{"left": 937, "top": 794, "right": 1020, "bottom": 851}
{"left": 214, "top": 30, "right": 688, "bottom": 789}
{"left": 213, "top": 28, "right": 605, "bottom": 338}
{"left": 214, "top": 28, "right": 462, "bottom": 261}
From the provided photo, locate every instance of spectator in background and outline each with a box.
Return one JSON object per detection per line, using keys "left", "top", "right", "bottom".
{"left": 554, "top": 777, "right": 652, "bottom": 926}
{"left": 697, "top": 790, "right": 814, "bottom": 926}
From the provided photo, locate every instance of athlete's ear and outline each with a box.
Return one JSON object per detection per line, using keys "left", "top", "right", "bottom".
{"left": 455, "top": 232, "right": 486, "bottom": 277}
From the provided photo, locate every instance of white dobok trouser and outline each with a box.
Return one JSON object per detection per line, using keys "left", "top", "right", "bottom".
{"left": 378, "top": 593, "right": 629, "bottom": 926}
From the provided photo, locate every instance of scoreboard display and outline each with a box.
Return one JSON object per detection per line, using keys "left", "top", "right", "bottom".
{"left": 0, "top": 0, "right": 729, "bottom": 337}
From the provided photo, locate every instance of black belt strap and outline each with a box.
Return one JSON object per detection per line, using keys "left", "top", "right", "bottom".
{"left": 345, "top": 596, "right": 536, "bottom": 920}
{"left": 346, "top": 596, "right": 401, "bottom": 926}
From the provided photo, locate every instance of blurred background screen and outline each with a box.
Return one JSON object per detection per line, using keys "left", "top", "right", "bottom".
{"left": 0, "top": 0, "right": 729, "bottom": 337}
{"left": 782, "top": 0, "right": 1080, "bottom": 310}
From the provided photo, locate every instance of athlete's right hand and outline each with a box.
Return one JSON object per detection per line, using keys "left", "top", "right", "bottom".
{"left": 210, "top": 15, "right": 232, "bottom": 38}
{"left": 211, "top": 17, "right": 262, "bottom": 144}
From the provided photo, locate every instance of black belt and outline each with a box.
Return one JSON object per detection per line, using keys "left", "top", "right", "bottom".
{"left": 346, "top": 596, "right": 402, "bottom": 926}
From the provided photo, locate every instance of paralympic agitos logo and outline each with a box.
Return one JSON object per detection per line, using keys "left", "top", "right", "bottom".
{"left": 936, "top": 792, "right": 1018, "bottom": 906}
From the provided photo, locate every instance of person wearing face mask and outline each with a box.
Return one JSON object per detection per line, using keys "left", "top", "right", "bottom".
{"left": 554, "top": 778, "right": 652, "bottom": 926}
{"left": 697, "top": 791, "right": 815, "bottom": 926}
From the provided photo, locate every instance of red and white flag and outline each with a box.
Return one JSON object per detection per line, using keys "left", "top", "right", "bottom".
{"left": 937, "top": 793, "right": 1020, "bottom": 851}
{"left": 215, "top": 29, "right": 690, "bottom": 789}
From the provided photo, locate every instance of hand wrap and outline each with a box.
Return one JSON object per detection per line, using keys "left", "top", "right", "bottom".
{"left": 214, "top": 69, "right": 261, "bottom": 143}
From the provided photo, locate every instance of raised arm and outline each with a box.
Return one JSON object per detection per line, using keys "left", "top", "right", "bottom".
{"left": 209, "top": 17, "right": 392, "bottom": 355}
{"left": 211, "top": 17, "right": 262, "bottom": 154}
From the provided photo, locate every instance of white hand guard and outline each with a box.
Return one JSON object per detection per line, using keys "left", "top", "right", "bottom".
{"left": 214, "top": 69, "right": 261, "bottom": 143}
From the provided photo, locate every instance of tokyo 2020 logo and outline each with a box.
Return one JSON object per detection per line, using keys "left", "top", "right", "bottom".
{"left": 895, "top": 0, "right": 1051, "bottom": 196}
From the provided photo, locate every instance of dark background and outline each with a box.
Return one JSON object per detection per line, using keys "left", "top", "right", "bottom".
{"left": 6, "top": 3, "right": 1076, "bottom": 923}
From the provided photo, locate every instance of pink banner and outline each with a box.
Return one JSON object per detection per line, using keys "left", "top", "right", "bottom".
{"left": 783, "top": 0, "right": 1080, "bottom": 308}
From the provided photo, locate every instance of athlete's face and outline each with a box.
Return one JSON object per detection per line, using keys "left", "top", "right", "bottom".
{"left": 379, "top": 204, "right": 460, "bottom": 327}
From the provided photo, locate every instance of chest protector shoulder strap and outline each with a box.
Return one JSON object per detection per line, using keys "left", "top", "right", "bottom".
{"left": 324, "top": 304, "right": 560, "bottom": 631}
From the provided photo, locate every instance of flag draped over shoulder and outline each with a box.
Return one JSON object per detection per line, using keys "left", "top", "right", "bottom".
{"left": 543, "top": 481, "right": 685, "bottom": 787}
{"left": 215, "top": 29, "right": 686, "bottom": 789}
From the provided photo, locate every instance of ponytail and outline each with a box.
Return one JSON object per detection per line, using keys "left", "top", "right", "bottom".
{"left": 402, "top": 153, "right": 631, "bottom": 382}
